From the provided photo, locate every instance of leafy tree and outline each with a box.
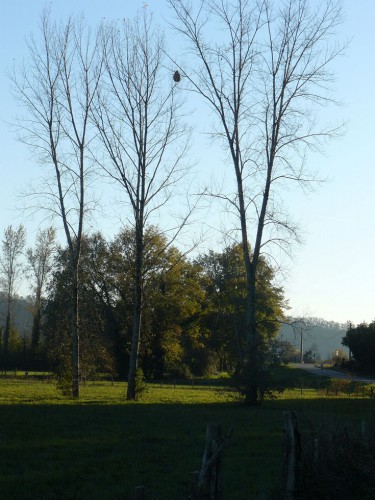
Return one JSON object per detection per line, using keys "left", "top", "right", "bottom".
{"left": 108, "top": 227, "right": 204, "bottom": 378}
{"left": 146, "top": 246, "right": 205, "bottom": 377}
{"left": 40, "top": 227, "right": 287, "bottom": 384}
{"left": 196, "top": 245, "right": 249, "bottom": 372}
{"left": 0, "top": 225, "right": 26, "bottom": 364}
{"left": 196, "top": 243, "right": 286, "bottom": 378}
{"left": 7, "top": 325, "right": 24, "bottom": 368}
{"left": 42, "top": 239, "right": 116, "bottom": 382}
{"left": 342, "top": 322, "right": 375, "bottom": 372}
{"left": 270, "top": 339, "right": 299, "bottom": 364}
{"left": 26, "top": 227, "right": 56, "bottom": 360}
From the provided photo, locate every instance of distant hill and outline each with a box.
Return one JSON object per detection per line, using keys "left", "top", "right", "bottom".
{"left": 279, "top": 317, "right": 349, "bottom": 360}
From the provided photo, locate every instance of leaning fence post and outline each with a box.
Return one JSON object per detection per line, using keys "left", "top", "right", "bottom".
{"left": 190, "top": 423, "right": 231, "bottom": 499}
{"left": 199, "top": 423, "right": 225, "bottom": 499}
{"left": 283, "top": 411, "right": 299, "bottom": 499}
{"left": 131, "top": 485, "right": 145, "bottom": 499}
{"left": 313, "top": 437, "right": 319, "bottom": 473}
{"left": 189, "top": 471, "right": 200, "bottom": 499}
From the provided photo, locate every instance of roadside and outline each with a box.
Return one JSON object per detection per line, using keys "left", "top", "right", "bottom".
{"left": 291, "top": 362, "right": 375, "bottom": 383}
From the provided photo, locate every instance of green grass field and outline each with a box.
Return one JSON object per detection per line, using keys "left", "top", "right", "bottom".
{"left": 1, "top": 367, "right": 375, "bottom": 499}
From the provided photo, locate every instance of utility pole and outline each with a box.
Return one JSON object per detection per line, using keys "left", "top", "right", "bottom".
{"left": 300, "top": 328, "right": 304, "bottom": 364}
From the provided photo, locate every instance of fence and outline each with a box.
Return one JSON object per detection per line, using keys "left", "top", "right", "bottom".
{"left": 282, "top": 411, "right": 300, "bottom": 499}
{"left": 188, "top": 416, "right": 300, "bottom": 500}
{"left": 131, "top": 411, "right": 371, "bottom": 499}
{"left": 130, "top": 423, "right": 231, "bottom": 500}
{"left": 130, "top": 416, "right": 301, "bottom": 499}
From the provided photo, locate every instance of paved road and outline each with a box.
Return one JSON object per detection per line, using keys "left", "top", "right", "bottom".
{"left": 292, "top": 363, "right": 375, "bottom": 384}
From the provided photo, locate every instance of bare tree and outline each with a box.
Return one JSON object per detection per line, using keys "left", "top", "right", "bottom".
{"left": 11, "top": 10, "right": 103, "bottom": 396}
{"left": 93, "top": 11, "right": 190, "bottom": 399}
{"left": 26, "top": 227, "right": 56, "bottom": 354}
{"left": 0, "top": 225, "right": 26, "bottom": 359}
{"left": 168, "top": 0, "right": 344, "bottom": 404}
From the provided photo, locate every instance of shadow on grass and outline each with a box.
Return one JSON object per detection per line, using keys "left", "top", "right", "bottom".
{"left": 267, "top": 394, "right": 375, "bottom": 420}
{"left": 266, "top": 397, "right": 375, "bottom": 500}
{"left": 2, "top": 385, "right": 374, "bottom": 499}
{"left": 0, "top": 402, "right": 284, "bottom": 500}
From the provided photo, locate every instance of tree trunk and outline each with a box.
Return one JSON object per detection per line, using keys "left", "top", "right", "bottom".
{"left": 127, "top": 293, "right": 142, "bottom": 400}
{"left": 31, "top": 308, "right": 41, "bottom": 354}
{"left": 245, "top": 277, "right": 259, "bottom": 405}
{"left": 3, "top": 302, "right": 11, "bottom": 359}
{"left": 72, "top": 265, "right": 80, "bottom": 398}
{"left": 236, "top": 158, "right": 260, "bottom": 405}
{"left": 127, "top": 224, "right": 143, "bottom": 400}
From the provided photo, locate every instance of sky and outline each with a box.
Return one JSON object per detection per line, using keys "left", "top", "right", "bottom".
{"left": 0, "top": 0, "right": 374, "bottom": 326}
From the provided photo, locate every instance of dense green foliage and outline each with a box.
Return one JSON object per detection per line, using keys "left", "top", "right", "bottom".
{"left": 342, "top": 321, "right": 375, "bottom": 372}
{"left": 196, "top": 245, "right": 285, "bottom": 372}
{"left": 0, "top": 227, "right": 286, "bottom": 385}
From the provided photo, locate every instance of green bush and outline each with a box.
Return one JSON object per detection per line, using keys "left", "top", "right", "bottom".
{"left": 135, "top": 367, "right": 148, "bottom": 399}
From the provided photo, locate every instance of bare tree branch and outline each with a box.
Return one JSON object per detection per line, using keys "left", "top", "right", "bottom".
{"left": 168, "top": 0, "right": 345, "bottom": 404}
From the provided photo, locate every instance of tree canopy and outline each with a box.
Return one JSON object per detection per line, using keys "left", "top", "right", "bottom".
{"left": 342, "top": 322, "right": 375, "bottom": 372}
{"left": 14, "top": 227, "right": 286, "bottom": 383}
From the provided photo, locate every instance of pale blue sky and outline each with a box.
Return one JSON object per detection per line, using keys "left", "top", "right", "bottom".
{"left": 0, "top": 1, "right": 374, "bottom": 325}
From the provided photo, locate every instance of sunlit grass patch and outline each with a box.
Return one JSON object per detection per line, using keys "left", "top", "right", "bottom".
{"left": 0, "top": 378, "right": 234, "bottom": 405}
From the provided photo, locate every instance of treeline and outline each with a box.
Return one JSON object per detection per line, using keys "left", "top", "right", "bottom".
{"left": 6, "top": 1, "right": 344, "bottom": 401}
{"left": 0, "top": 226, "right": 285, "bottom": 380}
{"left": 0, "top": 293, "right": 32, "bottom": 370}
{"left": 342, "top": 322, "right": 375, "bottom": 374}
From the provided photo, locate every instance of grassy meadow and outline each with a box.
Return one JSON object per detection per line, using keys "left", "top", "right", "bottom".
{"left": 1, "top": 367, "right": 375, "bottom": 499}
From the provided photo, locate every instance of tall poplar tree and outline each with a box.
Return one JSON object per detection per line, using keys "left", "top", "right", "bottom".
{"left": 11, "top": 10, "right": 103, "bottom": 396}
{"left": 94, "top": 11, "right": 190, "bottom": 399}
{"left": 168, "top": 0, "right": 344, "bottom": 403}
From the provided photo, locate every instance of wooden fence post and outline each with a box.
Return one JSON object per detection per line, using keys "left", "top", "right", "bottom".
{"left": 200, "top": 423, "right": 224, "bottom": 499}
{"left": 313, "top": 437, "right": 319, "bottom": 473}
{"left": 189, "top": 471, "right": 200, "bottom": 499}
{"left": 190, "top": 423, "right": 231, "bottom": 499}
{"left": 131, "top": 485, "right": 145, "bottom": 499}
{"left": 282, "top": 411, "right": 300, "bottom": 499}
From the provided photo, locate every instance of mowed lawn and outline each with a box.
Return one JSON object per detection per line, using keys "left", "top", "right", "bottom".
{"left": 1, "top": 369, "right": 375, "bottom": 499}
